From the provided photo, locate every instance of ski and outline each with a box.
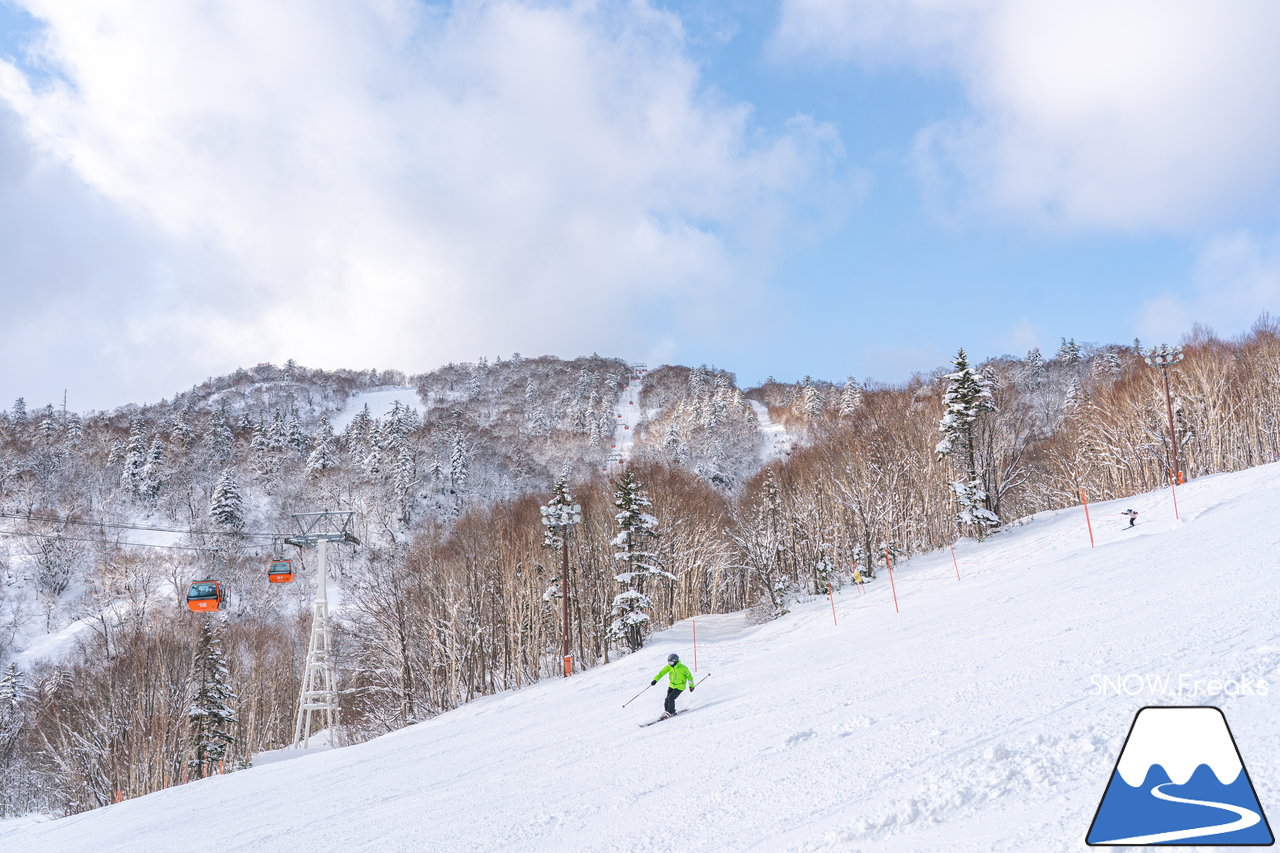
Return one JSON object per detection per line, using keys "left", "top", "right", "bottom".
{"left": 639, "top": 711, "right": 687, "bottom": 728}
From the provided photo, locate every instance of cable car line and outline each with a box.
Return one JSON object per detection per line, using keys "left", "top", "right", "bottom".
{"left": 0, "top": 528, "right": 225, "bottom": 552}
{"left": 0, "top": 510, "right": 289, "bottom": 540}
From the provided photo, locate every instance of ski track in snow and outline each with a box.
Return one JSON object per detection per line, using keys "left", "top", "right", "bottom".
{"left": 601, "top": 365, "right": 644, "bottom": 475}
{"left": 4, "top": 463, "right": 1280, "bottom": 852}
{"left": 749, "top": 400, "right": 793, "bottom": 463}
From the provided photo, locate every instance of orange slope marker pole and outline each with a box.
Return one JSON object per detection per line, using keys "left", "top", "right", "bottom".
{"left": 1169, "top": 471, "right": 1180, "bottom": 520}
{"left": 692, "top": 620, "right": 698, "bottom": 672}
{"left": 885, "top": 546, "right": 900, "bottom": 614}
{"left": 950, "top": 543, "right": 961, "bottom": 580}
{"left": 828, "top": 583, "right": 838, "bottom": 626}
{"left": 1080, "top": 487, "right": 1095, "bottom": 548}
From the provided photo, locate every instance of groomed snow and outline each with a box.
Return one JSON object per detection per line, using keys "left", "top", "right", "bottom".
{"left": 4, "top": 463, "right": 1279, "bottom": 852}
{"left": 330, "top": 387, "right": 425, "bottom": 433}
{"left": 749, "top": 399, "right": 793, "bottom": 463}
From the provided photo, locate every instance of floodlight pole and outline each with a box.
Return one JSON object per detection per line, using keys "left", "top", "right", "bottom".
{"left": 285, "top": 511, "right": 360, "bottom": 748}
{"left": 540, "top": 491, "right": 581, "bottom": 678}
{"left": 561, "top": 533, "right": 570, "bottom": 673}
{"left": 1143, "top": 345, "right": 1186, "bottom": 483}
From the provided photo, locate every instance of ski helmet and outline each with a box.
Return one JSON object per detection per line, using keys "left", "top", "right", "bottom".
{"left": 667, "top": 653, "right": 679, "bottom": 664}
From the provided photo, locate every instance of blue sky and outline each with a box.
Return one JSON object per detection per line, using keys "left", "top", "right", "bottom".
{"left": 1, "top": 0, "right": 1277, "bottom": 410}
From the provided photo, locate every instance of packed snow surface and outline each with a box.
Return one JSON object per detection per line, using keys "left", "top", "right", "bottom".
{"left": 330, "top": 387, "right": 424, "bottom": 432}
{"left": 749, "top": 399, "right": 793, "bottom": 462}
{"left": 5, "top": 464, "right": 1279, "bottom": 852}
{"left": 605, "top": 365, "right": 644, "bottom": 473}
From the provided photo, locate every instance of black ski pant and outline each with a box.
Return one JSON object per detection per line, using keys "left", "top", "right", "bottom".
{"left": 665, "top": 687, "right": 682, "bottom": 715}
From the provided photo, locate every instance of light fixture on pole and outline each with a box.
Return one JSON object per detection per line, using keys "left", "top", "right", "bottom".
{"left": 1142, "top": 344, "right": 1186, "bottom": 484}
{"left": 540, "top": 485, "right": 582, "bottom": 677}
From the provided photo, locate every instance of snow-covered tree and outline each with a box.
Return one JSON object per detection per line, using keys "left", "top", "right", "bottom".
{"left": 187, "top": 619, "right": 237, "bottom": 779}
{"left": 393, "top": 445, "right": 417, "bottom": 523}
{"left": 120, "top": 420, "right": 147, "bottom": 496}
{"left": 1057, "top": 337, "right": 1082, "bottom": 366}
{"left": 207, "top": 417, "right": 235, "bottom": 464}
{"left": 139, "top": 436, "right": 165, "bottom": 503}
{"left": 449, "top": 425, "right": 469, "bottom": 499}
{"left": 800, "top": 377, "right": 824, "bottom": 421}
{"left": 936, "top": 348, "right": 999, "bottom": 537}
{"left": 1021, "top": 347, "right": 1045, "bottom": 384}
{"left": 606, "top": 469, "right": 670, "bottom": 653}
{"left": 306, "top": 416, "right": 339, "bottom": 474}
{"left": 0, "top": 662, "right": 25, "bottom": 817}
{"left": 286, "top": 414, "right": 309, "bottom": 454}
{"left": 838, "top": 377, "right": 863, "bottom": 418}
{"left": 0, "top": 663, "right": 20, "bottom": 708}
{"left": 209, "top": 469, "right": 245, "bottom": 531}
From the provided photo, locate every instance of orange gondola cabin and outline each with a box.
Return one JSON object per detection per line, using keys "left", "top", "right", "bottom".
{"left": 268, "top": 559, "right": 295, "bottom": 583}
{"left": 186, "top": 580, "right": 225, "bottom": 612}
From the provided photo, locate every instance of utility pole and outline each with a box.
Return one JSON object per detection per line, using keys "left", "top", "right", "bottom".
{"left": 540, "top": 481, "right": 581, "bottom": 677}
{"left": 1143, "top": 344, "right": 1186, "bottom": 483}
{"left": 285, "top": 510, "right": 360, "bottom": 748}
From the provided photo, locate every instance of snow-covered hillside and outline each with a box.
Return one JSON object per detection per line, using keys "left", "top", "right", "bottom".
{"left": 329, "top": 386, "right": 425, "bottom": 433}
{"left": 4, "top": 464, "right": 1278, "bottom": 852}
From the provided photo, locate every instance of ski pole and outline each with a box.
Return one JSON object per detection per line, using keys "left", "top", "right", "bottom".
{"left": 622, "top": 682, "right": 655, "bottom": 709}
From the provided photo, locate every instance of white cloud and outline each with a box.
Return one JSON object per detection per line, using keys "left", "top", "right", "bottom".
{"left": 774, "top": 0, "right": 1280, "bottom": 231}
{"left": 0, "top": 0, "right": 848, "bottom": 409}
{"left": 1138, "top": 231, "right": 1280, "bottom": 343}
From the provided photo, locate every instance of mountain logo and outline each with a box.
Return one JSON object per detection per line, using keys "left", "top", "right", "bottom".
{"left": 1087, "top": 706, "right": 1274, "bottom": 846}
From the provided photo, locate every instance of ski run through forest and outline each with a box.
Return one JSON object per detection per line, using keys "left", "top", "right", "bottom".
{"left": 0, "top": 323, "right": 1278, "bottom": 850}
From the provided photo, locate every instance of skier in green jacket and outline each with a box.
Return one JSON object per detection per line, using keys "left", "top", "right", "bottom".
{"left": 651, "top": 653, "right": 694, "bottom": 718}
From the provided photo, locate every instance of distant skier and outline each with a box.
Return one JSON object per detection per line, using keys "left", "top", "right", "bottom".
{"left": 651, "top": 653, "right": 695, "bottom": 719}
{"left": 1121, "top": 509, "right": 1138, "bottom": 528}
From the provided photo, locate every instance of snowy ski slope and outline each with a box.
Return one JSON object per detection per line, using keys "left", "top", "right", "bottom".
{"left": 4, "top": 463, "right": 1278, "bottom": 852}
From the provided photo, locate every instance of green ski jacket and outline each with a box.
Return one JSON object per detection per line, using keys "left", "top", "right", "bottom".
{"left": 653, "top": 662, "right": 694, "bottom": 690}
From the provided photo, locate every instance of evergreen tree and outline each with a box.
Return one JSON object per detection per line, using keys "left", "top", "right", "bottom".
{"left": 140, "top": 436, "right": 165, "bottom": 503}
{"left": 1063, "top": 377, "right": 1082, "bottom": 413}
{"left": 187, "top": 619, "right": 237, "bottom": 779}
{"left": 449, "top": 426, "right": 469, "bottom": 498}
{"left": 120, "top": 420, "right": 147, "bottom": 496}
{"left": 266, "top": 412, "right": 287, "bottom": 451}
{"left": 393, "top": 445, "right": 417, "bottom": 522}
{"left": 208, "top": 417, "right": 235, "bottom": 465}
{"left": 1057, "top": 337, "right": 1082, "bottom": 366}
{"left": 250, "top": 427, "right": 274, "bottom": 478}
{"left": 306, "top": 416, "right": 339, "bottom": 474}
{"left": 838, "top": 377, "right": 863, "bottom": 418}
{"left": 0, "top": 662, "right": 25, "bottom": 818}
{"left": 800, "top": 378, "right": 824, "bottom": 420}
{"left": 37, "top": 407, "right": 59, "bottom": 447}
{"left": 10, "top": 398, "right": 26, "bottom": 425}
{"left": 1092, "top": 349, "right": 1122, "bottom": 380}
{"left": 286, "top": 414, "right": 309, "bottom": 454}
{"left": 0, "top": 662, "right": 23, "bottom": 709}
{"left": 606, "top": 469, "right": 670, "bottom": 652}
{"left": 936, "top": 348, "right": 999, "bottom": 537}
{"left": 209, "top": 469, "right": 245, "bottom": 530}
{"left": 170, "top": 413, "right": 194, "bottom": 447}
{"left": 1022, "top": 347, "right": 1045, "bottom": 383}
